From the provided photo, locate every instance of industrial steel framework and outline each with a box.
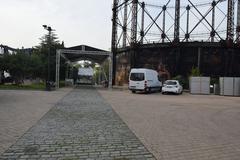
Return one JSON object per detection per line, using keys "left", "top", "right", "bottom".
{"left": 0, "top": 44, "right": 17, "bottom": 54}
{"left": 111, "top": 0, "right": 240, "bottom": 82}
{"left": 112, "top": 0, "right": 240, "bottom": 48}
{"left": 55, "top": 46, "right": 112, "bottom": 89}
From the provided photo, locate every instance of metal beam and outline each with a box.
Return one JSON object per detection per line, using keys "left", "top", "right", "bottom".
{"left": 111, "top": 0, "right": 119, "bottom": 85}
{"left": 123, "top": 0, "right": 128, "bottom": 47}
{"left": 186, "top": 0, "right": 223, "bottom": 41}
{"left": 131, "top": 0, "right": 138, "bottom": 44}
{"left": 197, "top": 47, "right": 201, "bottom": 71}
{"left": 111, "top": 0, "right": 118, "bottom": 50}
{"left": 140, "top": 2, "right": 145, "bottom": 44}
{"left": 211, "top": 0, "right": 216, "bottom": 42}
{"left": 58, "top": 49, "right": 111, "bottom": 56}
{"left": 55, "top": 49, "right": 112, "bottom": 89}
{"left": 185, "top": 5, "right": 190, "bottom": 42}
{"left": 143, "top": 0, "right": 170, "bottom": 42}
{"left": 174, "top": 0, "right": 180, "bottom": 42}
{"left": 226, "top": 0, "right": 234, "bottom": 41}
{"left": 108, "top": 53, "right": 113, "bottom": 88}
{"left": 236, "top": 0, "right": 240, "bottom": 42}
{"left": 162, "top": 5, "right": 167, "bottom": 43}
{"left": 55, "top": 50, "right": 60, "bottom": 89}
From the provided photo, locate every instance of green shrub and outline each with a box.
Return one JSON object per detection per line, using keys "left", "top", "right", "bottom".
{"left": 172, "top": 75, "right": 189, "bottom": 89}
{"left": 190, "top": 67, "right": 201, "bottom": 77}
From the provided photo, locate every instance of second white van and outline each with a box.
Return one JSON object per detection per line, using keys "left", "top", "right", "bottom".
{"left": 129, "top": 68, "right": 162, "bottom": 93}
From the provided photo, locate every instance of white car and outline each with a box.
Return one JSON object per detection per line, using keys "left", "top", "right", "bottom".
{"left": 162, "top": 80, "right": 183, "bottom": 94}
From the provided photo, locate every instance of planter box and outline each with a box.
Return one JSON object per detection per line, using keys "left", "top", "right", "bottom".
{"left": 190, "top": 77, "right": 210, "bottom": 95}
{"left": 65, "top": 79, "right": 73, "bottom": 86}
{"left": 220, "top": 77, "right": 240, "bottom": 96}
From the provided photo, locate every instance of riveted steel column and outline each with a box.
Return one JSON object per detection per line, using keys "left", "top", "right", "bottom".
{"left": 226, "top": 0, "right": 234, "bottom": 41}
{"left": 211, "top": 1, "right": 216, "bottom": 42}
{"left": 140, "top": 2, "right": 145, "bottom": 44}
{"left": 185, "top": 5, "right": 190, "bottom": 42}
{"left": 55, "top": 50, "right": 60, "bottom": 89}
{"left": 123, "top": 0, "right": 128, "bottom": 47}
{"left": 236, "top": 0, "right": 240, "bottom": 42}
{"left": 108, "top": 53, "right": 113, "bottom": 88}
{"left": 162, "top": 5, "right": 167, "bottom": 43}
{"left": 197, "top": 47, "right": 201, "bottom": 72}
{"left": 131, "top": 0, "right": 138, "bottom": 44}
{"left": 174, "top": 0, "right": 180, "bottom": 42}
{"left": 111, "top": 0, "right": 119, "bottom": 85}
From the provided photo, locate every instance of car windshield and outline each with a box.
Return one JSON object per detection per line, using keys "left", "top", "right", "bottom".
{"left": 130, "top": 73, "right": 144, "bottom": 81}
{"left": 165, "top": 81, "right": 177, "bottom": 85}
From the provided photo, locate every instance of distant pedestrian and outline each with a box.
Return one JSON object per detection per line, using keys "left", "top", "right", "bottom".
{"left": 73, "top": 67, "right": 78, "bottom": 85}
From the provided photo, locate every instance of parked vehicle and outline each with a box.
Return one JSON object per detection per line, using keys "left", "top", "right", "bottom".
{"left": 162, "top": 80, "right": 183, "bottom": 94}
{"left": 129, "top": 68, "right": 162, "bottom": 93}
{"left": 0, "top": 71, "right": 3, "bottom": 84}
{"left": 77, "top": 67, "right": 94, "bottom": 85}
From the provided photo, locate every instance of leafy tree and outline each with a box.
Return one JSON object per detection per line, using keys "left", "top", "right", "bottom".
{"left": 0, "top": 52, "right": 30, "bottom": 84}
{"left": 35, "top": 31, "right": 65, "bottom": 81}
{"left": 0, "top": 31, "right": 66, "bottom": 85}
{"left": 28, "top": 53, "right": 45, "bottom": 79}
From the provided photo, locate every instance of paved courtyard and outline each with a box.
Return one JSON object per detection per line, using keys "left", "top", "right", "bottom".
{"left": 99, "top": 89, "right": 240, "bottom": 160}
{"left": 1, "top": 87, "right": 240, "bottom": 160}
{"left": 0, "top": 88, "right": 72, "bottom": 154}
{"left": 0, "top": 87, "right": 155, "bottom": 160}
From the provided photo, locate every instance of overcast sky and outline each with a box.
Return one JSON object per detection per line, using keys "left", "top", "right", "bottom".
{"left": 0, "top": 0, "right": 232, "bottom": 50}
{"left": 0, "top": 0, "right": 113, "bottom": 50}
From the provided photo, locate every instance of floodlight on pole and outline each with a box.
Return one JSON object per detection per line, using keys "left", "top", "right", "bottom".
{"left": 42, "top": 25, "right": 54, "bottom": 91}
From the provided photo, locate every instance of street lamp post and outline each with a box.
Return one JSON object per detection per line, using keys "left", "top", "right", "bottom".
{"left": 43, "top": 25, "right": 53, "bottom": 91}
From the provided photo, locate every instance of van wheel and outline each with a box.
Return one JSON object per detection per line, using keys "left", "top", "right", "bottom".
{"left": 159, "top": 87, "right": 162, "bottom": 92}
{"left": 145, "top": 88, "right": 151, "bottom": 94}
{"left": 132, "top": 90, "right": 136, "bottom": 93}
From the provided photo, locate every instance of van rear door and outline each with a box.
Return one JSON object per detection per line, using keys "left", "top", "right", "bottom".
{"left": 129, "top": 72, "right": 145, "bottom": 90}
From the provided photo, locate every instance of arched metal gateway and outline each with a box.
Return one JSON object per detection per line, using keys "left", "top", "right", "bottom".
{"left": 55, "top": 45, "right": 113, "bottom": 89}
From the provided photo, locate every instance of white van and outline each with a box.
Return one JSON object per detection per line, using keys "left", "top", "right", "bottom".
{"left": 129, "top": 68, "right": 162, "bottom": 93}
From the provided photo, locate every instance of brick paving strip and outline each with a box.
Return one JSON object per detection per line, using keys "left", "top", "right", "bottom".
{"left": 0, "top": 86, "right": 155, "bottom": 160}
{"left": 0, "top": 88, "right": 72, "bottom": 154}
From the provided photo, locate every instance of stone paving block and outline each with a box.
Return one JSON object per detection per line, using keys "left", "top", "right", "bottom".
{"left": 0, "top": 87, "right": 155, "bottom": 160}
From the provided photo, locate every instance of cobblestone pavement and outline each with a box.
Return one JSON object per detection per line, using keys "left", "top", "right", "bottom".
{"left": 0, "top": 88, "right": 72, "bottom": 154}
{"left": 0, "top": 87, "right": 155, "bottom": 160}
{"left": 99, "top": 89, "right": 240, "bottom": 160}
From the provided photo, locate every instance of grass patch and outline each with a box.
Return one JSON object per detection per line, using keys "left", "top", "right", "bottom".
{"left": 0, "top": 83, "right": 45, "bottom": 90}
{"left": 59, "top": 81, "right": 65, "bottom": 88}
